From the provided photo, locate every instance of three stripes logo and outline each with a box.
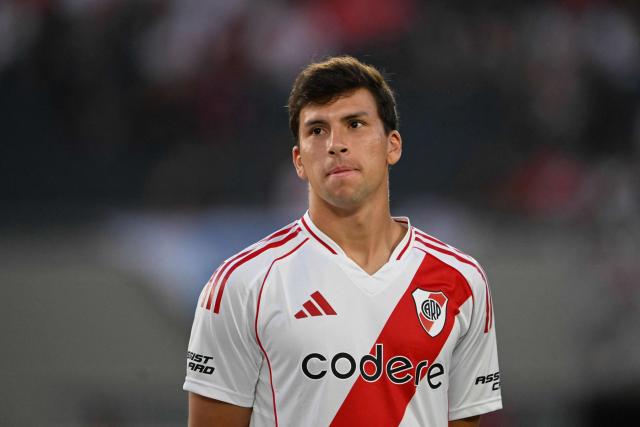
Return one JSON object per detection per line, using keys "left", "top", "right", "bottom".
{"left": 294, "top": 291, "right": 337, "bottom": 319}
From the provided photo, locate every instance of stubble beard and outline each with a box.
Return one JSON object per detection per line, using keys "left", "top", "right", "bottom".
{"left": 311, "top": 172, "right": 388, "bottom": 213}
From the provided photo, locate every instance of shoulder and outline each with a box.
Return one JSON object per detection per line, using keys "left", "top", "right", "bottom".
{"left": 412, "top": 227, "right": 495, "bottom": 332}
{"left": 198, "top": 220, "right": 307, "bottom": 313}
{"left": 226, "top": 220, "right": 307, "bottom": 280}
{"left": 411, "top": 226, "right": 489, "bottom": 294}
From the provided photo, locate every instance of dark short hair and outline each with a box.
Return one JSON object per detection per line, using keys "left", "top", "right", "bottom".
{"left": 287, "top": 56, "right": 399, "bottom": 143}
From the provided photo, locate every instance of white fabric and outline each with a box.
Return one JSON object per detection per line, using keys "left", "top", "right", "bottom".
{"left": 184, "top": 213, "right": 502, "bottom": 426}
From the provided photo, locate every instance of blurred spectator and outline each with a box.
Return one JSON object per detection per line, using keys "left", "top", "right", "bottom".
{"left": 2, "top": 0, "right": 638, "bottom": 213}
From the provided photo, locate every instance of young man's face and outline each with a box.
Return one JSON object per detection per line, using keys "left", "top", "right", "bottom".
{"left": 292, "top": 88, "right": 402, "bottom": 210}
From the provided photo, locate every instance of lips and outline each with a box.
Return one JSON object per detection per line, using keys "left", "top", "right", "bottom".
{"left": 327, "top": 165, "right": 358, "bottom": 176}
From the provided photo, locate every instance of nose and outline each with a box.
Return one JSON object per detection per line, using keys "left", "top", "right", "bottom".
{"left": 327, "top": 130, "right": 348, "bottom": 155}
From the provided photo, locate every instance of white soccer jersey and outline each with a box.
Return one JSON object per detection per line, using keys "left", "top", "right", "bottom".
{"left": 184, "top": 212, "right": 502, "bottom": 426}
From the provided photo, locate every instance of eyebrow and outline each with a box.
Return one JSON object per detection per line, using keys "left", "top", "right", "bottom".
{"left": 303, "top": 118, "right": 327, "bottom": 128}
{"left": 302, "top": 111, "right": 370, "bottom": 127}
{"left": 342, "top": 112, "right": 369, "bottom": 121}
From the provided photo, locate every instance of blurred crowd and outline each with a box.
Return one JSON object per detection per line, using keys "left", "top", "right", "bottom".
{"left": 1, "top": 0, "right": 638, "bottom": 214}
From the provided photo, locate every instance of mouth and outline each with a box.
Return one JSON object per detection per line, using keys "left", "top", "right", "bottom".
{"left": 327, "top": 166, "right": 358, "bottom": 177}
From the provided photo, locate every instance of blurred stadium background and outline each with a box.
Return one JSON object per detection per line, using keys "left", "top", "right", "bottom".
{"left": 1, "top": 0, "right": 639, "bottom": 425}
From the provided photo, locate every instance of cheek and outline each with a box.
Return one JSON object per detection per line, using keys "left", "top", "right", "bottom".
{"left": 300, "top": 150, "right": 323, "bottom": 178}
{"left": 363, "top": 141, "right": 389, "bottom": 165}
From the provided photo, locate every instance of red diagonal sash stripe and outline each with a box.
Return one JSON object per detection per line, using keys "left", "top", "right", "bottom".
{"left": 330, "top": 252, "right": 472, "bottom": 427}
{"left": 415, "top": 231, "right": 488, "bottom": 284}
{"left": 415, "top": 237, "right": 493, "bottom": 332}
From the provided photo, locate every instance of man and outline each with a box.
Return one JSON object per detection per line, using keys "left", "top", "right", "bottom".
{"left": 184, "top": 56, "right": 502, "bottom": 426}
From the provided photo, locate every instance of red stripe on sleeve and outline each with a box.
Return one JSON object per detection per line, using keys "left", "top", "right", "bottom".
{"left": 415, "top": 231, "right": 488, "bottom": 283}
{"left": 260, "top": 224, "right": 297, "bottom": 243}
{"left": 415, "top": 237, "right": 487, "bottom": 287}
{"left": 330, "top": 252, "right": 472, "bottom": 426}
{"left": 486, "top": 275, "right": 493, "bottom": 331}
{"left": 414, "top": 230, "right": 449, "bottom": 250}
{"left": 200, "top": 267, "right": 221, "bottom": 308}
{"left": 200, "top": 276, "right": 212, "bottom": 308}
{"left": 203, "top": 225, "right": 297, "bottom": 310}
{"left": 475, "top": 262, "right": 493, "bottom": 330}
{"left": 484, "top": 283, "right": 491, "bottom": 332}
{"left": 213, "top": 228, "right": 301, "bottom": 313}
{"left": 255, "top": 238, "right": 309, "bottom": 427}
{"left": 205, "top": 249, "right": 252, "bottom": 310}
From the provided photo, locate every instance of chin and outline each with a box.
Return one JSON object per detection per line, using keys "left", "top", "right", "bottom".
{"left": 323, "top": 190, "right": 368, "bottom": 210}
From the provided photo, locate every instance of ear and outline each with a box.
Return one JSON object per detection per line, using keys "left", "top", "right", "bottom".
{"left": 386, "top": 130, "right": 402, "bottom": 166}
{"left": 292, "top": 145, "right": 308, "bottom": 180}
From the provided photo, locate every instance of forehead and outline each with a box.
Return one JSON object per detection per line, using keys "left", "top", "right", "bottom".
{"left": 299, "top": 88, "right": 379, "bottom": 124}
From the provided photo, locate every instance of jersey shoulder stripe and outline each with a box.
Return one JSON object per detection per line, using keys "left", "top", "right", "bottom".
{"left": 200, "top": 221, "right": 305, "bottom": 314}
{"left": 198, "top": 221, "right": 298, "bottom": 308}
{"left": 254, "top": 237, "right": 309, "bottom": 427}
{"left": 300, "top": 216, "right": 337, "bottom": 254}
{"left": 200, "top": 221, "right": 298, "bottom": 309}
{"left": 413, "top": 228, "right": 494, "bottom": 332}
{"left": 395, "top": 226, "right": 413, "bottom": 260}
{"left": 414, "top": 229, "right": 488, "bottom": 282}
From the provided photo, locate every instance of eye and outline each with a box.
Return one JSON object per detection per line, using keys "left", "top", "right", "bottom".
{"left": 311, "top": 127, "right": 323, "bottom": 135}
{"left": 349, "top": 120, "right": 364, "bottom": 128}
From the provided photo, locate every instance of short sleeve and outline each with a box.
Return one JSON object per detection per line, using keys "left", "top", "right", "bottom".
{"left": 448, "top": 274, "right": 502, "bottom": 420}
{"left": 183, "top": 273, "right": 262, "bottom": 407}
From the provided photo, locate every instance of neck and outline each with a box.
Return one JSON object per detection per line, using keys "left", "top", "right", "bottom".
{"left": 307, "top": 188, "right": 406, "bottom": 275}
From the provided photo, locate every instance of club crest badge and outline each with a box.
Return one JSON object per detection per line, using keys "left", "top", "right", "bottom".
{"left": 411, "top": 289, "right": 448, "bottom": 337}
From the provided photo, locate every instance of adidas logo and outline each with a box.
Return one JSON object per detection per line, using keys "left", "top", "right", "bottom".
{"left": 294, "top": 291, "right": 337, "bottom": 319}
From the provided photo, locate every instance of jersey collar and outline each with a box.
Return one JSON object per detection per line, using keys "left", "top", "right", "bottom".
{"left": 299, "top": 211, "right": 414, "bottom": 262}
